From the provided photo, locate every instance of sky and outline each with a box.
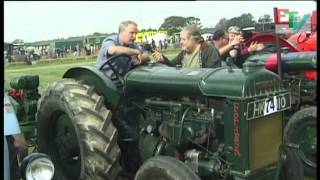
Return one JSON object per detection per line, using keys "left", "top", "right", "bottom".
{"left": 4, "top": 1, "right": 316, "bottom": 43}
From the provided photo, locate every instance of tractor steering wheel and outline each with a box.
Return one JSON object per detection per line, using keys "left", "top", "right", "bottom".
{"left": 99, "top": 54, "right": 134, "bottom": 88}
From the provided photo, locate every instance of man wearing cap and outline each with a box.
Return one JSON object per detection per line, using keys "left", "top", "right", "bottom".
{"left": 211, "top": 28, "right": 242, "bottom": 62}
{"left": 227, "top": 26, "right": 264, "bottom": 67}
{"left": 152, "top": 25, "right": 221, "bottom": 68}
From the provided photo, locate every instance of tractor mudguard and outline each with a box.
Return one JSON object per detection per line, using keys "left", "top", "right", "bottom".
{"left": 63, "top": 66, "right": 121, "bottom": 110}
{"left": 244, "top": 33, "right": 300, "bottom": 52}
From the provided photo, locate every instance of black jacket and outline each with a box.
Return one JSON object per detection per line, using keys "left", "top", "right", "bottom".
{"left": 162, "top": 42, "right": 222, "bottom": 68}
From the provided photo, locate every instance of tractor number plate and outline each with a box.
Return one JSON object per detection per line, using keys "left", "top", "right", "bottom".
{"left": 247, "top": 92, "right": 291, "bottom": 120}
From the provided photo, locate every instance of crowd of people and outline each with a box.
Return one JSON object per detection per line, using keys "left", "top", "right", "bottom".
{"left": 4, "top": 43, "right": 101, "bottom": 63}
{"left": 96, "top": 20, "right": 265, "bottom": 71}
{"left": 37, "top": 44, "right": 98, "bottom": 59}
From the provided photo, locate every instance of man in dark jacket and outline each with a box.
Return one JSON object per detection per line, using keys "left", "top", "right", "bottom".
{"left": 152, "top": 25, "right": 221, "bottom": 68}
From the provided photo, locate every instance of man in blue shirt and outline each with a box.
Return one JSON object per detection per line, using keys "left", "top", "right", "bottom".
{"left": 4, "top": 93, "right": 26, "bottom": 180}
{"left": 4, "top": 94, "right": 21, "bottom": 135}
{"left": 96, "top": 20, "right": 150, "bottom": 70}
{"left": 96, "top": 20, "right": 150, "bottom": 175}
{"left": 96, "top": 20, "right": 150, "bottom": 91}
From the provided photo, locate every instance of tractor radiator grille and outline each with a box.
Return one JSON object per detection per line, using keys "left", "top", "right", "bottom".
{"left": 249, "top": 112, "right": 282, "bottom": 170}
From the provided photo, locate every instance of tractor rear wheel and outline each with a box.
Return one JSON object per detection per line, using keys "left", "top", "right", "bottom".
{"left": 284, "top": 106, "right": 317, "bottom": 178}
{"left": 134, "top": 156, "right": 201, "bottom": 180}
{"left": 36, "top": 79, "right": 121, "bottom": 180}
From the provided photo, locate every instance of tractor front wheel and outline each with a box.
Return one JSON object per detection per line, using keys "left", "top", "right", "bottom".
{"left": 36, "top": 79, "right": 121, "bottom": 180}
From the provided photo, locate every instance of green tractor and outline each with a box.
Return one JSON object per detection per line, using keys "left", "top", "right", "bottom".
{"left": 33, "top": 54, "right": 306, "bottom": 180}
{"left": 245, "top": 51, "right": 317, "bottom": 178}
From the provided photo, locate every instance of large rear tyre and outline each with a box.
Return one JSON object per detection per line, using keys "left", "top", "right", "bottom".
{"left": 36, "top": 79, "right": 121, "bottom": 180}
{"left": 282, "top": 147, "right": 304, "bottom": 180}
{"left": 134, "top": 156, "right": 201, "bottom": 180}
{"left": 284, "top": 106, "right": 317, "bottom": 178}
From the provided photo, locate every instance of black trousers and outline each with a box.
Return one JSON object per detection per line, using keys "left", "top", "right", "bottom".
{"left": 6, "top": 136, "right": 20, "bottom": 180}
{"left": 114, "top": 107, "right": 142, "bottom": 174}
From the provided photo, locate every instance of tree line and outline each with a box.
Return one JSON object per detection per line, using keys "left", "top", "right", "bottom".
{"left": 140, "top": 14, "right": 273, "bottom": 35}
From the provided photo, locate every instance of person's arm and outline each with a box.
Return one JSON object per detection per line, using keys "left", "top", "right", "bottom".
{"left": 137, "top": 52, "right": 151, "bottom": 64}
{"left": 241, "top": 41, "right": 265, "bottom": 56}
{"left": 133, "top": 44, "right": 150, "bottom": 64}
{"left": 100, "top": 38, "right": 140, "bottom": 60}
{"left": 219, "top": 43, "right": 234, "bottom": 56}
{"left": 242, "top": 42, "right": 256, "bottom": 56}
{"left": 152, "top": 51, "right": 184, "bottom": 67}
{"left": 164, "top": 51, "right": 184, "bottom": 67}
{"left": 240, "top": 46, "right": 250, "bottom": 56}
{"left": 108, "top": 46, "right": 140, "bottom": 56}
{"left": 12, "top": 134, "right": 26, "bottom": 150}
{"left": 219, "top": 35, "right": 242, "bottom": 56}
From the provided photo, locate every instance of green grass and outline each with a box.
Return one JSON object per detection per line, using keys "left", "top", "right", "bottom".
{"left": 5, "top": 61, "right": 97, "bottom": 92}
{"left": 5, "top": 50, "right": 179, "bottom": 93}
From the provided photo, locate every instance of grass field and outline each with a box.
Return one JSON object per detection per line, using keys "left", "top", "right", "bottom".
{"left": 5, "top": 50, "right": 179, "bottom": 93}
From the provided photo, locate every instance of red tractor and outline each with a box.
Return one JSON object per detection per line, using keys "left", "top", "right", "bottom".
{"left": 245, "top": 10, "right": 317, "bottom": 52}
{"left": 241, "top": 10, "right": 317, "bottom": 178}
{"left": 287, "top": 10, "right": 317, "bottom": 52}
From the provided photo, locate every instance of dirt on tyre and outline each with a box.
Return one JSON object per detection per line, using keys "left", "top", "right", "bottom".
{"left": 36, "top": 79, "right": 121, "bottom": 180}
{"left": 284, "top": 106, "right": 317, "bottom": 178}
{"left": 134, "top": 156, "right": 201, "bottom": 180}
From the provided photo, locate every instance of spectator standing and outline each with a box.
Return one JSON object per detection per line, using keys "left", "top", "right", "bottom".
{"left": 227, "top": 26, "right": 264, "bottom": 67}
{"left": 159, "top": 40, "right": 163, "bottom": 50}
{"left": 151, "top": 39, "right": 156, "bottom": 50}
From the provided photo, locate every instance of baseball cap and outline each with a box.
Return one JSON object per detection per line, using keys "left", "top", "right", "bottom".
{"left": 228, "top": 26, "right": 241, "bottom": 34}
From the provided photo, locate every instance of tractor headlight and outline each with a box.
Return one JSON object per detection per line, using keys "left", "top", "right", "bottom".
{"left": 20, "top": 153, "right": 54, "bottom": 180}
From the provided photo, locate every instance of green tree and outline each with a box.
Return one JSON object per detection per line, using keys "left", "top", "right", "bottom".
{"left": 215, "top": 18, "right": 229, "bottom": 31}
{"left": 92, "top": 32, "right": 103, "bottom": 36}
{"left": 186, "top": 16, "right": 202, "bottom": 28}
{"left": 227, "top": 13, "right": 256, "bottom": 29}
{"left": 258, "top": 14, "right": 273, "bottom": 23}
{"left": 12, "top": 39, "right": 24, "bottom": 44}
{"left": 159, "top": 16, "right": 186, "bottom": 35}
{"left": 201, "top": 27, "right": 214, "bottom": 34}
{"left": 146, "top": 28, "right": 157, "bottom": 31}
{"left": 258, "top": 14, "right": 273, "bottom": 31}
